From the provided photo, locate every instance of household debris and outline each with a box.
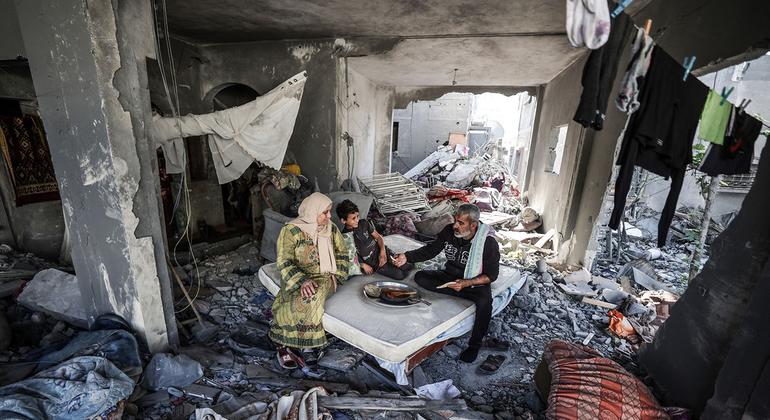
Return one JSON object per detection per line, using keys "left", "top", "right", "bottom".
{"left": 17, "top": 268, "right": 86, "bottom": 328}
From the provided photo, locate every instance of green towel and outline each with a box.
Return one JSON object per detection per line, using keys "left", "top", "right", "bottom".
{"left": 699, "top": 90, "right": 732, "bottom": 145}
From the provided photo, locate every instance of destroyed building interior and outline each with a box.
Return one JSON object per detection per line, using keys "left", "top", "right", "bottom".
{"left": 0, "top": 0, "right": 769, "bottom": 419}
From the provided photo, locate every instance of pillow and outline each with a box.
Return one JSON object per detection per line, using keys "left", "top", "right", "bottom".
{"left": 341, "top": 232, "right": 362, "bottom": 276}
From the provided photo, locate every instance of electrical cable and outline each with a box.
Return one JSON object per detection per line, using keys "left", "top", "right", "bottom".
{"left": 152, "top": 0, "right": 201, "bottom": 313}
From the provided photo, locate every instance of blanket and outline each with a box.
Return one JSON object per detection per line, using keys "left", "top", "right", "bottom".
{"left": 0, "top": 115, "right": 59, "bottom": 205}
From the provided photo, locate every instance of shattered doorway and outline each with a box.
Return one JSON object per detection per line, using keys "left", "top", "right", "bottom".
{"left": 390, "top": 91, "right": 537, "bottom": 189}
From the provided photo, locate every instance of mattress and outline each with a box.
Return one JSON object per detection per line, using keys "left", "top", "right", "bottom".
{"left": 258, "top": 234, "right": 522, "bottom": 363}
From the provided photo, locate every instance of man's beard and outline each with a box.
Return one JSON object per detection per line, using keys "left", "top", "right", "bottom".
{"left": 454, "top": 230, "right": 470, "bottom": 239}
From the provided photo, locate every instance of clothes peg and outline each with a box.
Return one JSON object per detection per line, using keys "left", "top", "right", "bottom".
{"left": 611, "top": 0, "right": 634, "bottom": 18}
{"left": 643, "top": 19, "right": 653, "bottom": 36}
{"left": 682, "top": 56, "right": 696, "bottom": 81}
{"left": 720, "top": 87, "right": 734, "bottom": 105}
{"left": 739, "top": 98, "right": 752, "bottom": 111}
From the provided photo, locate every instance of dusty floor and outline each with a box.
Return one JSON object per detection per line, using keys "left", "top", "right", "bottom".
{"left": 159, "top": 238, "right": 648, "bottom": 419}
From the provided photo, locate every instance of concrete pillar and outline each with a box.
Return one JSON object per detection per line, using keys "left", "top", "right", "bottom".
{"left": 15, "top": 0, "right": 177, "bottom": 351}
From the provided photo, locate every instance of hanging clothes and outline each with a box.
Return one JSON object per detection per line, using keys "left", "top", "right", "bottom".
{"left": 615, "top": 27, "right": 654, "bottom": 114}
{"left": 150, "top": 72, "right": 308, "bottom": 184}
{"left": 699, "top": 110, "right": 763, "bottom": 176}
{"left": 698, "top": 90, "right": 733, "bottom": 145}
{"left": 573, "top": 5, "right": 633, "bottom": 130}
{"left": 566, "top": 0, "right": 611, "bottom": 49}
{"left": 609, "top": 47, "right": 709, "bottom": 247}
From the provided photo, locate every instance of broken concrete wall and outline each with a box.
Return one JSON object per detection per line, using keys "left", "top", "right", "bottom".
{"left": 390, "top": 93, "right": 472, "bottom": 173}
{"left": 335, "top": 63, "right": 380, "bottom": 183}
{"left": 16, "top": 0, "right": 174, "bottom": 351}
{"left": 524, "top": 56, "right": 587, "bottom": 246}
{"left": 195, "top": 39, "right": 339, "bottom": 191}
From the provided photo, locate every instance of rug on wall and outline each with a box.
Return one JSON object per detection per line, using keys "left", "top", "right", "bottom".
{"left": 0, "top": 115, "right": 59, "bottom": 206}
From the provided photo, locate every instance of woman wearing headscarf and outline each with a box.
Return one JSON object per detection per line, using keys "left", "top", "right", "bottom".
{"left": 269, "top": 192, "right": 349, "bottom": 367}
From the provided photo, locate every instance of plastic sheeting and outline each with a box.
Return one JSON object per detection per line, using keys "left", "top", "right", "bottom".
{"left": 151, "top": 72, "right": 307, "bottom": 184}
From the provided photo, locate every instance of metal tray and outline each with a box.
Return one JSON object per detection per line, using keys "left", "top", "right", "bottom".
{"left": 363, "top": 281, "right": 429, "bottom": 308}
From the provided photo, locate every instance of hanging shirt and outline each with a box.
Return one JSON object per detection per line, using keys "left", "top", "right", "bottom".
{"left": 566, "top": 0, "right": 611, "bottom": 49}
{"left": 616, "top": 27, "right": 654, "bottom": 114}
{"left": 698, "top": 90, "right": 733, "bottom": 145}
{"left": 573, "top": 6, "right": 633, "bottom": 130}
{"left": 609, "top": 47, "right": 709, "bottom": 247}
{"left": 699, "top": 110, "right": 763, "bottom": 176}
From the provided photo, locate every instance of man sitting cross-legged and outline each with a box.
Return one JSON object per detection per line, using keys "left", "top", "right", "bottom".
{"left": 393, "top": 204, "right": 499, "bottom": 363}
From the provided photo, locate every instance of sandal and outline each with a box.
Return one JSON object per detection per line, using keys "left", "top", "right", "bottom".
{"left": 482, "top": 337, "right": 511, "bottom": 351}
{"left": 276, "top": 347, "right": 298, "bottom": 370}
{"left": 477, "top": 354, "right": 506, "bottom": 375}
{"left": 301, "top": 348, "right": 319, "bottom": 366}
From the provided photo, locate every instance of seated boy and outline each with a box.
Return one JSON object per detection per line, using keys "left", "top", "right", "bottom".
{"left": 336, "top": 200, "right": 411, "bottom": 280}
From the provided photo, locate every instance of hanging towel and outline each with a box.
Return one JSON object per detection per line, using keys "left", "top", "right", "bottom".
{"left": 573, "top": 5, "right": 633, "bottom": 130}
{"left": 698, "top": 90, "right": 733, "bottom": 145}
{"left": 616, "top": 27, "right": 654, "bottom": 114}
{"left": 566, "top": 0, "right": 611, "bottom": 49}
{"left": 150, "top": 72, "right": 308, "bottom": 184}
{"left": 464, "top": 223, "right": 495, "bottom": 279}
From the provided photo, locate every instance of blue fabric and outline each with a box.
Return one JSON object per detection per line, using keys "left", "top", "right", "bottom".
{"left": 0, "top": 356, "right": 134, "bottom": 419}
{"left": 34, "top": 329, "right": 142, "bottom": 377}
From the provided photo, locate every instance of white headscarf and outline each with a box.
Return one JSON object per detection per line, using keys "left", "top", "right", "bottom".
{"left": 289, "top": 192, "right": 336, "bottom": 274}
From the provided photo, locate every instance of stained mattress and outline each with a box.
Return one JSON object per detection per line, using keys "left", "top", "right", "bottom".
{"left": 258, "top": 234, "right": 522, "bottom": 363}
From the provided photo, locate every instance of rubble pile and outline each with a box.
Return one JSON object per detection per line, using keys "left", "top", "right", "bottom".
{"left": 591, "top": 203, "right": 722, "bottom": 294}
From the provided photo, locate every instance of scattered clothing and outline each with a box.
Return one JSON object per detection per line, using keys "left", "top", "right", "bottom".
{"left": 699, "top": 90, "right": 734, "bottom": 145}
{"left": 151, "top": 72, "right": 307, "bottom": 184}
{"left": 415, "top": 379, "right": 461, "bottom": 400}
{"left": 0, "top": 356, "right": 134, "bottom": 420}
{"left": 269, "top": 223, "right": 349, "bottom": 349}
{"left": 566, "top": 0, "right": 611, "bottom": 49}
{"left": 616, "top": 27, "right": 654, "bottom": 114}
{"left": 0, "top": 114, "right": 59, "bottom": 205}
{"left": 35, "top": 329, "right": 142, "bottom": 377}
{"left": 573, "top": 5, "right": 633, "bottom": 130}
{"left": 700, "top": 111, "right": 764, "bottom": 176}
{"left": 384, "top": 212, "right": 420, "bottom": 238}
{"left": 609, "top": 47, "right": 709, "bottom": 247}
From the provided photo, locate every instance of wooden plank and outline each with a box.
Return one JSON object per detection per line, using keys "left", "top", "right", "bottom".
{"left": 406, "top": 340, "right": 447, "bottom": 373}
{"left": 581, "top": 296, "right": 617, "bottom": 309}
{"left": 534, "top": 228, "right": 556, "bottom": 249}
{"left": 317, "top": 396, "right": 467, "bottom": 411}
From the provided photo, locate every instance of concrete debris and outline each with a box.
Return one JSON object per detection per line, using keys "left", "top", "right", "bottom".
{"left": 17, "top": 269, "right": 87, "bottom": 329}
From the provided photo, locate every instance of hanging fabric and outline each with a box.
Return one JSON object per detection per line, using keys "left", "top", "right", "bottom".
{"left": 566, "top": 0, "right": 611, "bottom": 49}
{"left": 615, "top": 26, "right": 654, "bottom": 114}
{"left": 573, "top": 3, "right": 633, "bottom": 130}
{"left": 608, "top": 47, "right": 709, "bottom": 247}
{"left": 150, "top": 72, "right": 308, "bottom": 184}
{"left": 698, "top": 90, "right": 733, "bottom": 145}
{"left": 699, "top": 109, "right": 763, "bottom": 176}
